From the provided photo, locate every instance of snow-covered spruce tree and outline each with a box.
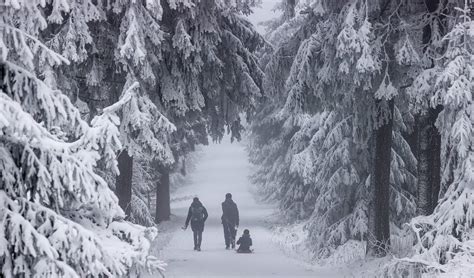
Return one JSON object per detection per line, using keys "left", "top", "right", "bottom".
{"left": 97, "top": 2, "right": 174, "bottom": 223}
{"left": 158, "top": 0, "right": 264, "bottom": 141}
{"left": 116, "top": 78, "right": 175, "bottom": 219}
{"left": 130, "top": 158, "right": 159, "bottom": 227}
{"left": 44, "top": 0, "right": 176, "bottom": 222}
{"left": 248, "top": 0, "right": 316, "bottom": 210}
{"left": 249, "top": 0, "right": 422, "bottom": 261}
{"left": 385, "top": 1, "right": 474, "bottom": 276}
{"left": 0, "top": 1, "right": 165, "bottom": 276}
{"left": 403, "top": 0, "right": 445, "bottom": 217}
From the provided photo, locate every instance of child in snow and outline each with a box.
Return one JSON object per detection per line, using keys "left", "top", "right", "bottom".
{"left": 236, "top": 229, "right": 252, "bottom": 253}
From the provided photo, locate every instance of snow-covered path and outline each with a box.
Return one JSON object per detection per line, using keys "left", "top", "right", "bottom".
{"left": 158, "top": 138, "right": 342, "bottom": 277}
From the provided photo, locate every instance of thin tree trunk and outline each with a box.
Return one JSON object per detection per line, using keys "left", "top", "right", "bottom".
{"left": 116, "top": 150, "right": 133, "bottom": 217}
{"left": 147, "top": 190, "right": 151, "bottom": 209}
{"left": 373, "top": 99, "right": 394, "bottom": 256}
{"left": 285, "top": 0, "right": 296, "bottom": 19}
{"left": 181, "top": 157, "right": 187, "bottom": 176}
{"left": 416, "top": 113, "right": 432, "bottom": 215}
{"left": 416, "top": 0, "right": 442, "bottom": 215}
{"left": 406, "top": 117, "right": 419, "bottom": 159}
{"left": 416, "top": 106, "right": 442, "bottom": 214}
{"left": 429, "top": 106, "right": 442, "bottom": 211}
{"left": 156, "top": 166, "right": 171, "bottom": 223}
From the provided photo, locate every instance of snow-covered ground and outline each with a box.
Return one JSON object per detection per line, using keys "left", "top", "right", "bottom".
{"left": 153, "top": 138, "right": 344, "bottom": 277}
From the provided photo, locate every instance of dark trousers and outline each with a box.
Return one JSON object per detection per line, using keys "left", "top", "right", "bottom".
{"left": 222, "top": 222, "right": 237, "bottom": 247}
{"left": 193, "top": 231, "right": 202, "bottom": 248}
{"left": 191, "top": 220, "right": 204, "bottom": 248}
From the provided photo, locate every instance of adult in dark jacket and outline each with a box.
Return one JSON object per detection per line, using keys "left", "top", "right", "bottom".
{"left": 183, "top": 197, "right": 208, "bottom": 251}
{"left": 221, "top": 193, "right": 239, "bottom": 249}
{"left": 236, "top": 229, "right": 253, "bottom": 253}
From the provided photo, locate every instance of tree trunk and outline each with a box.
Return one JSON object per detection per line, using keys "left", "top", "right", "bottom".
{"left": 181, "top": 157, "right": 187, "bottom": 176}
{"left": 147, "top": 190, "right": 151, "bottom": 210}
{"left": 373, "top": 99, "right": 394, "bottom": 256}
{"left": 116, "top": 150, "right": 133, "bottom": 217}
{"left": 416, "top": 105, "right": 442, "bottom": 214}
{"left": 416, "top": 0, "right": 442, "bottom": 215}
{"left": 429, "top": 109, "right": 442, "bottom": 212}
{"left": 416, "top": 113, "right": 432, "bottom": 215}
{"left": 285, "top": 0, "right": 296, "bottom": 19}
{"left": 155, "top": 167, "right": 171, "bottom": 223}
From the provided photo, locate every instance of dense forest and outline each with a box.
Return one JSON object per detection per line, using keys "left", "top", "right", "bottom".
{"left": 1, "top": 0, "right": 263, "bottom": 276}
{"left": 249, "top": 0, "right": 473, "bottom": 276}
{"left": 0, "top": 0, "right": 472, "bottom": 277}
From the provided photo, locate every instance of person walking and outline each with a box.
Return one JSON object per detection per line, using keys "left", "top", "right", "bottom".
{"left": 221, "top": 193, "right": 239, "bottom": 249}
{"left": 183, "top": 197, "right": 208, "bottom": 251}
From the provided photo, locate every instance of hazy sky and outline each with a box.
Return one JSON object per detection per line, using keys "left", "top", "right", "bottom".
{"left": 246, "top": 0, "right": 281, "bottom": 34}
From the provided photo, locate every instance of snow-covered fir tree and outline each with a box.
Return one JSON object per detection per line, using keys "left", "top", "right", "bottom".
{"left": 0, "top": 1, "right": 165, "bottom": 276}
{"left": 386, "top": 1, "right": 474, "bottom": 276}
{"left": 44, "top": 0, "right": 177, "bottom": 222}
{"left": 250, "top": 0, "right": 418, "bottom": 258}
{"left": 249, "top": 0, "right": 472, "bottom": 275}
{"left": 158, "top": 0, "right": 264, "bottom": 141}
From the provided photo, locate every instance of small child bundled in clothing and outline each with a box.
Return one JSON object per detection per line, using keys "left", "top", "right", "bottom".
{"left": 236, "top": 229, "right": 253, "bottom": 253}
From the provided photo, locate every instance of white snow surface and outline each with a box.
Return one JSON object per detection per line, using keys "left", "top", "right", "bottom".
{"left": 153, "top": 137, "right": 344, "bottom": 277}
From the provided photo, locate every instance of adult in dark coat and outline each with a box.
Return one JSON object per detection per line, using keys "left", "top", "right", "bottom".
{"left": 184, "top": 197, "right": 208, "bottom": 251}
{"left": 236, "top": 229, "right": 253, "bottom": 253}
{"left": 221, "top": 193, "right": 239, "bottom": 249}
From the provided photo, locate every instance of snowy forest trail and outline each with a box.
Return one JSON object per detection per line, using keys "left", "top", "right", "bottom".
{"left": 156, "top": 138, "right": 342, "bottom": 277}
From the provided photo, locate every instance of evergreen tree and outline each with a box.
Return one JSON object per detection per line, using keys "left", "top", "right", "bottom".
{"left": 389, "top": 1, "right": 474, "bottom": 275}
{"left": 44, "top": 0, "right": 176, "bottom": 222}
{"left": 249, "top": 0, "right": 419, "bottom": 260}
{"left": 411, "top": 0, "right": 444, "bottom": 216}
{"left": 250, "top": 0, "right": 472, "bottom": 274}
{"left": 0, "top": 1, "right": 164, "bottom": 276}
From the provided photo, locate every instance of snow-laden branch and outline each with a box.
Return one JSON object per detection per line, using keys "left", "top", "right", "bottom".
{"left": 102, "top": 82, "right": 139, "bottom": 114}
{"left": 0, "top": 24, "right": 70, "bottom": 65}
